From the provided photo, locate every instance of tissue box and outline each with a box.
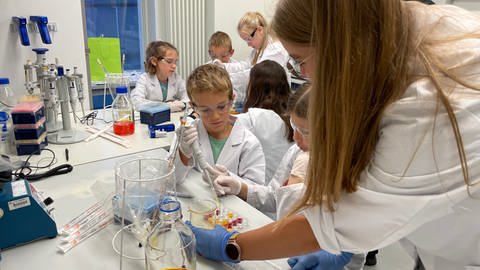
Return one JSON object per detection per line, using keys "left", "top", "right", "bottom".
{"left": 139, "top": 104, "right": 170, "bottom": 125}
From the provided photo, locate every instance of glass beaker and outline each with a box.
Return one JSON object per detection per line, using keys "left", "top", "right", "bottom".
{"left": 113, "top": 157, "right": 175, "bottom": 262}
{"left": 145, "top": 199, "right": 196, "bottom": 270}
{"left": 188, "top": 199, "right": 218, "bottom": 229}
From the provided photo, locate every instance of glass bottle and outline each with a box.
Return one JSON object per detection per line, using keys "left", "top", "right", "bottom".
{"left": 145, "top": 199, "right": 196, "bottom": 270}
{"left": 0, "top": 78, "right": 17, "bottom": 109}
{"left": 0, "top": 78, "right": 16, "bottom": 155}
{"left": 111, "top": 86, "right": 134, "bottom": 135}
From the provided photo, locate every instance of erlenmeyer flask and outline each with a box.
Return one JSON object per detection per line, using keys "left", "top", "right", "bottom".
{"left": 145, "top": 199, "right": 196, "bottom": 270}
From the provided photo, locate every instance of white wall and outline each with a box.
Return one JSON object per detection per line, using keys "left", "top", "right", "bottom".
{"left": 0, "top": 0, "right": 88, "bottom": 107}
{"left": 209, "top": 0, "right": 278, "bottom": 61}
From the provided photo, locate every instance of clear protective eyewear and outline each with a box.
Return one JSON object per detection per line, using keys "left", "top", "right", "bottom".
{"left": 193, "top": 101, "right": 233, "bottom": 117}
{"left": 288, "top": 54, "right": 313, "bottom": 77}
{"left": 209, "top": 51, "right": 232, "bottom": 60}
{"left": 290, "top": 118, "right": 309, "bottom": 138}
{"left": 160, "top": 57, "right": 178, "bottom": 65}
{"left": 244, "top": 28, "right": 257, "bottom": 42}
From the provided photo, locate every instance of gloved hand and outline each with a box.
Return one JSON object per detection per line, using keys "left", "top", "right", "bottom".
{"left": 287, "top": 250, "right": 353, "bottom": 270}
{"left": 185, "top": 221, "right": 239, "bottom": 263}
{"left": 167, "top": 100, "right": 186, "bottom": 112}
{"left": 202, "top": 164, "right": 229, "bottom": 183}
{"left": 179, "top": 124, "right": 198, "bottom": 158}
{"left": 214, "top": 175, "right": 242, "bottom": 195}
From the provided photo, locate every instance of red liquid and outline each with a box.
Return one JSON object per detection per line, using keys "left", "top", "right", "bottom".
{"left": 113, "top": 120, "right": 135, "bottom": 135}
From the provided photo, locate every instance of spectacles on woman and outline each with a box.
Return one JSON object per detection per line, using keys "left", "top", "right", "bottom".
{"left": 288, "top": 54, "right": 313, "bottom": 76}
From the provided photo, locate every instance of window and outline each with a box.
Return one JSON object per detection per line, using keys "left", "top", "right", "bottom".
{"left": 84, "top": 0, "right": 143, "bottom": 71}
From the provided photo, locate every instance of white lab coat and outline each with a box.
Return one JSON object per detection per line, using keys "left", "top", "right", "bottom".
{"left": 174, "top": 115, "right": 266, "bottom": 186}
{"left": 246, "top": 144, "right": 301, "bottom": 218}
{"left": 303, "top": 4, "right": 480, "bottom": 269}
{"left": 130, "top": 72, "right": 188, "bottom": 110}
{"left": 245, "top": 145, "right": 365, "bottom": 270}
{"left": 236, "top": 108, "right": 293, "bottom": 184}
{"left": 223, "top": 38, "right": 290, "bottom": 102}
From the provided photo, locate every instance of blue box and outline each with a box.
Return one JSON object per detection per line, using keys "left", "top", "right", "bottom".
{"left": 14, "top": 124, "right": 46, "bottom": 140}
{"left": 11, "top": 102, "right": 45, "bottom": 124}
{"left": 16, "top": 138, "right": 48, "bottom": 156}
{"left": 140, "top": 104, "right": 170, "bottom": 125}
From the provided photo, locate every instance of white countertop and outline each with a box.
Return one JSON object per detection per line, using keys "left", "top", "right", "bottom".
{"left": 2, "top": 142, "right": 289, "bottom": 269}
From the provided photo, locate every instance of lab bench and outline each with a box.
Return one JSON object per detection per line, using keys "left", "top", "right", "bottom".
{"left": 1, "top": 147, "right": 289, "bottom": 270}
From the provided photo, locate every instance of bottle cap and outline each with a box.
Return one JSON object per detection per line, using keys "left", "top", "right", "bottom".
{"left": 116, "top": 86, "right": 128, "bottom": 94}
{"left": 0, "top": 78, "right": 10, "bottom": 85}
{"left": 0, "top": 111, "right": 8, "bottom": 122}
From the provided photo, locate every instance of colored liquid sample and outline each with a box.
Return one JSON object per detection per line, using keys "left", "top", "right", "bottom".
{"left": 113, "top": 120, "right": 135, "bottom": 135}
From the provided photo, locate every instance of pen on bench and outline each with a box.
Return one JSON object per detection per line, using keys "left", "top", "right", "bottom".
{"left": 65, "top": 148, "right": 69, "bottom": 162}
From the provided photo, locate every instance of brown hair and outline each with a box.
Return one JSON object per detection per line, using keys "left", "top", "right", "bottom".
{"left": 237, "top": 12, "right": 269, "bottom": 64}
{"left": 208, "top": 31, "right": 233, "bottom": 50}
{"left": 144, "top": 41, "right": 178, "bottom": 74}
{"left": 272, "top": 0, "right": 480, "bottom": 211}
{"left": 243, "top": 60, "right": 293, "bottom": 141}
{"left": 186, "top": 64, "right": 233, "bottom": 103}
{"left": 287, "top": 83, "right": 310, "bottom": 120}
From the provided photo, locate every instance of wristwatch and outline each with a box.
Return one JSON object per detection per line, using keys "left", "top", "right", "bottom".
{"left": 225, "top": 233, "right": 241, "bottom": 262}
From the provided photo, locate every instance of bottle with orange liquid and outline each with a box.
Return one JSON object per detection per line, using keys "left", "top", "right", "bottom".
{"left": 111, "top": 86, "right": 134, "bottom": 136}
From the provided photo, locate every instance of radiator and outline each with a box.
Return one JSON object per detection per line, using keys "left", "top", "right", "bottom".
{"left": 161, "top": 0, "right": 207, "bottom": 79}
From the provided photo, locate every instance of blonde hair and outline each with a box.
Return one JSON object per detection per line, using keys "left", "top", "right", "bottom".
{"left": 237, "top": 11, "right": 269, "bottom": 64}
{"left": 272, "top": 0, "right": 480, "bottom": 211}
{"left": 208, "top": 31, "right": 233, "bottom": 51}
{"left": 144, "top": 41, "right": 178, "bottom": 74}
{"left": 186, "top": 64, "right": 233, "bottom": 103}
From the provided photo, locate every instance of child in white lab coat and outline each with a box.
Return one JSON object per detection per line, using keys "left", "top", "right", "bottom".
{"left": 236, "top": 60, "right": 294, "bottom": 184}
{"left": 131, "top": 41, "right": 188, "bottom": 112}
{"left": 214, "top": 86, "right": 366, "bottom": 270}
{"left": 174, "top": 64, "right": 265, "bottom": 187}
{"left": 216, "top": 11, "right": 290, "bottom": 103}
{"left": 207, "top": 31, "right": 237, "bottom": 64}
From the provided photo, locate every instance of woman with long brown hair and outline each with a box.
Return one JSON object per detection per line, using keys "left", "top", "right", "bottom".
{"left": 187, "top": 1, "right": 480, "bottom": 269}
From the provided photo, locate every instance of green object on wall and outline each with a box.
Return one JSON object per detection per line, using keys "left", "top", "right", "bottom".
{"left": 88, "top": 37, "right": 122, "bottom": 82}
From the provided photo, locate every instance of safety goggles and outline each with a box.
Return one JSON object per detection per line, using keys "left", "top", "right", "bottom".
{"left": 288, "top": 54, "right": 313, "bottom": 77}
{"left": 193, "top": 101, "right": 233, "bottom": 117}
{"left": 290, "top": 118, "right": 309, "bottom": 138}
{"left": 243, "top": 27, "right": 257, "bottom": 42}
{"left": 160, "top": 57, "right": 178, "bottom": 65}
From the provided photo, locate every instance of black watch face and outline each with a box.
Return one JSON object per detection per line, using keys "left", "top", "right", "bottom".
{"left": 226, "top": 243, "right": 239, "bottom": 260}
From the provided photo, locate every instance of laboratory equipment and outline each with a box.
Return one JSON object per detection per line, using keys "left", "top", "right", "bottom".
{"left": 57, "top": 193, "right": 114, "bottom": 254}
{"left": 0, "top": 78, "right": 18, "bottom": 109}
{"left": 23, "top": 48, "right": 88, "bottom": 144}
{"left": 0, "top": 179, "right": 57, "bottom": 249}
{"left": 139, "top": 104, "right": 171, "bottom": 125}
{"left": 11, "top": 16, "right": 30, "bottom": 46}
{"left": 188, "top": 198, "right": 218, "bottom": 229}
{"left": 145, "top": 199, "right": 196, "bottom": 270}
{"left": 111, "top": 86, "right": 134, "bottom": 136}
{"left": 11, "top": 101, "right": 47, "bottom": 155}
{"left": 148, "top": 123, "right": 175, "bottom": 138}
{"left": 112, "top": 157, "right": 174, "bottom": 263}
{"left": 29, "top": 16, "right": 52, "bottom": 44}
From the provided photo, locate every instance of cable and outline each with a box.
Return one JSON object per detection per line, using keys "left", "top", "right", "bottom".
{"left": 11, "top": 148, "right": 73, "bottom": 181}
{"left": 22, "top": 164, "right": 73, "bottom": 181}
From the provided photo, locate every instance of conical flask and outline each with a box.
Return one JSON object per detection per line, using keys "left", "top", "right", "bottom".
{"left": 145, "top": 199, "right": 196, "bottom": 270}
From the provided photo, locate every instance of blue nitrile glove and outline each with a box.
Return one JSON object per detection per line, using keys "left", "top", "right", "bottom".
{"left": 185, "top": 221, "right": 239, "bottom": 263}
{"left": 287, "top": 250, "right": 353, "bottom": 270}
